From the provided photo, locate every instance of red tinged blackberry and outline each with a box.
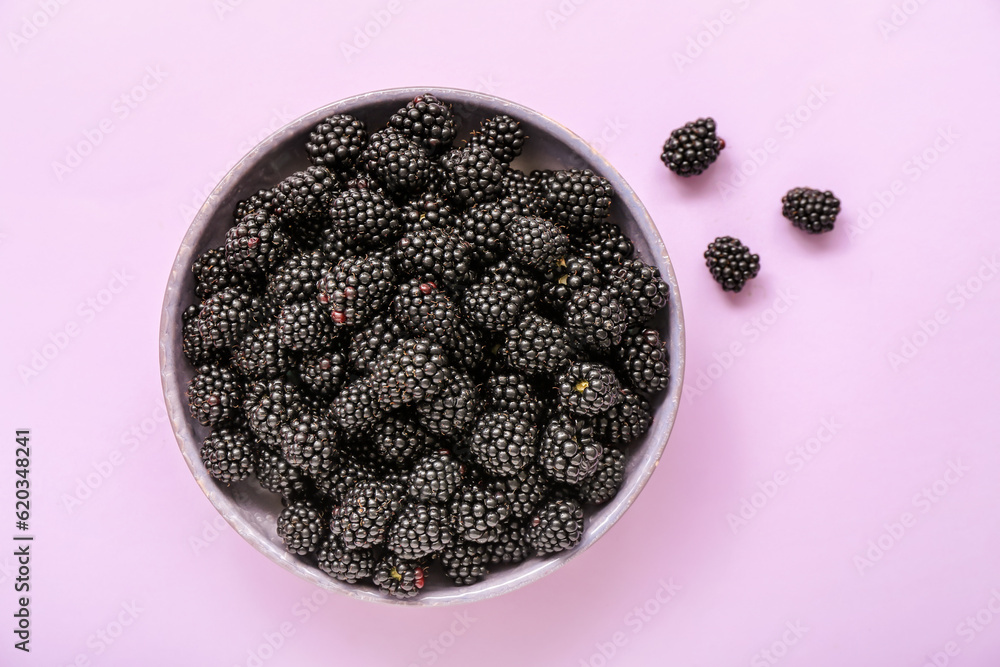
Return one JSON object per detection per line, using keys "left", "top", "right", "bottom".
{"left": 297, "top": 351, "right": 348, "bottom": 397}
{"left": 316, "top": 254, "right": 397, "bottom": 327}
{"left": 782, "top": 187, "right": 841, "bottom": 234}
{"left": 387, "top": 502, "right": 453, "bottom": 559}
{"left": 306, "top": 114, "right": 368, "bottom": 172}
{"left": 408, "top": 450, "right": 464, "bottom": 503}
{"left": 197, "top": 286, "right": 261, "bottom": 350}
{"left": 578, "top": 449, "right": 625, "bottom": 505}
{"left": 277, "top": 299, "right": 337, "bottom": 353}
{"left": 661, "top": 117, "right": 725, "bottom": 177}
{"left": 440, "top": 540, "right": 490, "bottom": 586}
{"left": 253, "top": 446, "right": 314, "bottom": 500}
{"left": 279, "top": 408, "right": 339, "bottom": 477}
{"left": 449, "top": 483, "right": 511, "bottom": 544}
{"left": 394, "top": 228, "right": 474, "bottom": 285}
{"left": 439, "top": 145, "right": 506, "bottom": 206}
{"left": 328, "top": 187, "right": 402, "bottom": 253}
{"left": 372, "top": 413, "right": 434, "bottom": 468}
{"left": 704, "top": 236, "right": 760, "bottom": 292}
{"left": 201, "top": 423, "right": 257, "bottom": 484}
{"left": 506, "top": 215, "right": 570, "bottom": 273}
{"left": 225, "top": 210, "right": 292, "bottom": 275}
{"left": 616, "top": 328, "right": 670, "bottom": 393}
{"left": 414, "top": 367, "right": 480, "bottom": 437}
{"left": 460, "top": 281, "right": 526, "bottom": 333}
{"left": 538, "top": 414, "right": 603, "bottom": 484}
{"left": 372, "top": 555, "right": 427, "bottom": 599}
{"left": 330, "top": 479, "right": 404, "bottom": 549}
{"left": 277, "top": 498, "right": 326, "bottom": 556}
{"left": 468, "top": 412, "right": 538, "bottom": 477}
{"left": 316, "top": 534, "right": 375, "bottom": 584}
{"left": 534, "top": 169, "right": 614, "bottom": 230}
{"left": 187, "top": 362, "right": 244, "bottom": 426}
{"left": 556, "top": 362, "right": 622, "bottom": 416}
{"left": 361, "top": 128, "right": 431, "bottom": 196}
{"left": 606, "top": 258, "right": 669, "bottom": 326}
{"left": 527, "top": 497, "right": 584, "bottom": 555}
{"left": 370, "top": 337, "right": 450, "bottom": 409}
{"left": 347, "top": 314, "right": 406, "bottom": 373}
{"left": 233, "top": 321, "right": 292, "bottom": 380}
{"left": 591, "top": 389, "right": 651, "bottom": 447}
{"left": 267, "top": 251, "right": 329, "bottom": 305}
{"left": 468, "top": 113, "right": 526, "bottom": 165}
{"left": 563, "top": 286, "right": 628, "bottom": 351}
{"left": 502, "top": 312, "right": 576, "bottom": 376}
{"left": 392, "top": 279, "right": 462, "bottom": 346}
{"left": 389, "top": 93, "right": 458, "bottom": 156}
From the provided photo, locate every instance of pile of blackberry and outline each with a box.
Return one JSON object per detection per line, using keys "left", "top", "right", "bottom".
{"left": 182, "top": 94, "right": 671, "bottom": 599}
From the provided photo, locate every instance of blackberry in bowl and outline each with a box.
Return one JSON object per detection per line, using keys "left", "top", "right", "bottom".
{"left": 160, "top": 88, "right": 685, "bottom": 605}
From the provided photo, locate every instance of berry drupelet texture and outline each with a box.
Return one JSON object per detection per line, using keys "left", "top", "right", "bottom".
{"left": 782, "top": 187, "right": 841, "bottom": 234}
{"left": 661, "top": 117, "right": 725, "bottom": 177}
{"left": 704, "top": 236, "right": 761, "bottom": 293}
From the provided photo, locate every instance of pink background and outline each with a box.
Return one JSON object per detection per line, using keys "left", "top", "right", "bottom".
{"left": 3, "top": 0, "right": 1000, "bottom": 665}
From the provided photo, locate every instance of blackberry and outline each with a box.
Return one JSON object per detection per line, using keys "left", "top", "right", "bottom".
{"left": 440, "top": 540, "right": 490, "bottom": 586}
{"left": 274, "top": 166, "right": 339, "bottom": 229}
{"left": 502, "top": 313, "right": 576, "bottom": 376}
{"left": 267, "top": 251, "right": 329, "bottom": 305}
{"left": 439, "top": 145, "right": 505, "bottom": 206}
{"left": 347, "top": 314, "right": 406, "bottom": 373}
{"left": 408, "top": 450, "right": 464, "bottom": 503}
{"left": 506, "top": 216, "right": 570, "bottom": 273}
{"left": 392, "top": 279, "right": 462, "bottom": 346}
{"left": 254, "top": 446, "right": 313, "bottom": 500}
{"left": 607, "top": 259, "right": 670, "bottom": 326}
{"left": 591, "top": 389, "right": 652, "bottom": 447}
{"left": 704, "top": 236, "right": 760, "bottom": 293}
{"left": 528, "top": 497, "right": 584, "bottom": 555}
{"left": 572, "top": 220, "right": 634, "bottom": 268}
{"left": 277, "top": 498, "right": 325, "bottom": 555}
{"left": 192, "top": 245, "right": 255, "bottom": 300}
{"left": 661, "top": 117, "right": 725, "bottom": 177}
{"left": 489, "top": 518, "right": 533, "bottom": 565}
{"left": 455, "top": 202, "right": 512, "bottom": 266}
{"left": 225, "top": 210, "right": 292, "bottom": 275}
{"left": 469, "top": 412, "right": 538, "bottom": 477}
{"left": 233, "top": 188, "right": 279, "bottom": 222}
{"left": 182, "top": 305, "right": 218, "bottom": 366}
{"left": 331, "top": 479, "right": 404, "bottom": 549}
{"left": 449, "top": 483, "right": 511, "bottom": 544}
{"left": 306, "top": 114, "right": 368, "bottom": 172}
{"left": 578, "top": 449, "right": 625, "bottom": 504}
{"left": 330, "top": 377, "right": 385, "bottom": 433}
{"left": 388, "top": 93, "right": 458, "bottom": 156}
{"left": 468, "top": 114, "right": 525, "bottom": 165}
{"left": 483, "top": 373, "right": 547, "bottom": 425}
{"left": 441, "top": 320, "right": 484, "bottom": 372}
{"left": 313, "top": 452, "right": 373, "bottom": 504}
{"left": 279, "top": 409, "right": 338, "bottom": 477}
{"left": 400, "top": 192, "right": 454, "bottom": 235}
{"left": 370, "top": 338, "right": 450, "bottom": 409}
{"left": 187, "top": 362, "right": 244, "bottom": 426}
{"left": 277, "top": 300, "right": 336, "bottom": 353}
{"left": 394, "top": 228, "right": 474, "bottom": 285}
{"left": 414, "top": 367, "right": 480, "bottom": 437}
{"left": 556, "top": 362, "right": 622, "bottom": 416}
{"left": 782, "top": 187, "right": 841, "bottom": 234}
{"left": 373, "top": 413, "right": 434, "bottom": 468}
{"left": 361, "top": 128, "right": 431, "bottom": 195}
{"left": 387, "top": 502, "right": 453, "bottom": 559}
{"left": 481, "top": 260, "right": 540, "bottom": 303}
{"left": 201, "top": 423, "right": 257, "bottom": 484}
{"left": 316, "top": 254, "right": 397, "bottom": 327}
{"left": 495, "top": 465, "right": 549, "bottom": 519}
{"left": 197, "top": 286, "right": 260, "bottom": 350}
{"left": 500, "top": 169, "right": 541, "bottom": 217}
{"left": 617, "top": 328, "right": 669, "bottom": 393}
{"left": 297, "top": 351, "right": 348, "bottom": 397}
{"left": 316, "top": 534, "right": 375, "bottom": 584}
{"left": 538, "top": 256, "right": 602, "bottom": 313}
{"left": 233, "top": 321, "right": 292, "bottom": 380}
{"left": 328, "top": 187, "right": 401, "bottom": 253}
{"left": 563, "top": 286, "right": 628, "bottom": 351}
{"left": 535, "top": 169, "right": 613, "bottom": 230}
{"left": 538, "top": 415, "right": 603, "bottom": 484}
{"left": 372, "top": 555, "right": 427, "bottom": 599}
{"left": 243, "top": 378, "right": 304, "bottom": 447}
{"left": 459, "top": 282, "right": 525, "bottom": 332}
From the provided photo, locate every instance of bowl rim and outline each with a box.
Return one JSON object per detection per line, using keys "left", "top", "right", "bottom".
{"left": 159, "top": 86, "right": 686, "bottom": 606}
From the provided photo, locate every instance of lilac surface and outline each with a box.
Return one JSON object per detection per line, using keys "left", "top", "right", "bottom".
{"left": 2, "top": 0, "right": 1000, "bottom": 665}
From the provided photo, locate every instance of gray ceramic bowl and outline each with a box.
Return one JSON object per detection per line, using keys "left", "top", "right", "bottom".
{"left": 160, "top": 87, "right": 685, "bottom": 605}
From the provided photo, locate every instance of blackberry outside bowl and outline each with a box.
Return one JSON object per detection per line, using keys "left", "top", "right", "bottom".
{"left": 159, "top": 87, "right": 686, "bottom": 605}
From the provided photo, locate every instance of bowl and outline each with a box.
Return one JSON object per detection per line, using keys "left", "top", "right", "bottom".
{"left": 159, "top": 87, "right": 686, "bottom": 605}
